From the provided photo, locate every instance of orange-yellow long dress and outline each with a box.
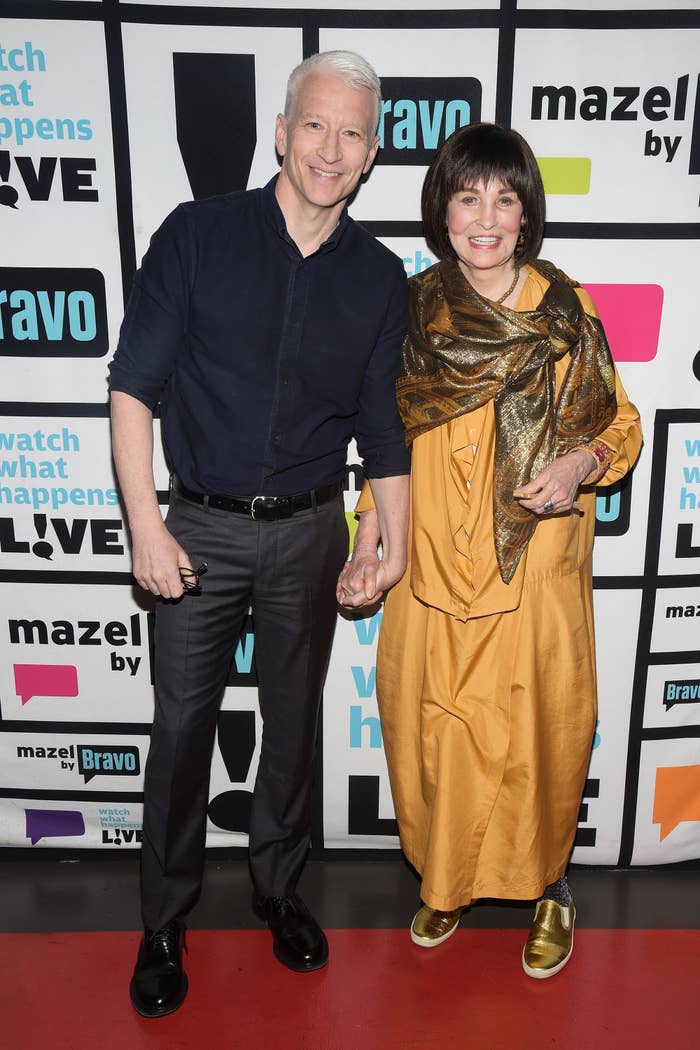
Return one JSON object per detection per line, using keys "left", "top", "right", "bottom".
{"left": 360, "top": 265, "right": 642, "bottom": 911}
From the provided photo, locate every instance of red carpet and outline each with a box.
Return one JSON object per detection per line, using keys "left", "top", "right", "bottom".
{"left": 1, "top": 929, "right": 695, "bottom": 1049}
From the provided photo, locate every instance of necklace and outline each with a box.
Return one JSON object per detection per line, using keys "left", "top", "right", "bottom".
{"left": 495, "top": 266, "right": 520, "bottom": 305}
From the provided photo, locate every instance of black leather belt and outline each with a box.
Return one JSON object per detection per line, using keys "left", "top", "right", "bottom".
{"left": 172, "top": 476, "right": 342, "bottom": 521}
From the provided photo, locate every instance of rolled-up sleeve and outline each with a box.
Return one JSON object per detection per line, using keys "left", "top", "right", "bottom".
{"left": 108, "top": 205, "right": 193, "bottom": 409}
{"left": 355, "top": 260, "right": 411, "bottom": 478}
{"left": 595, "top": 368, "right": 643, "bottom": 486}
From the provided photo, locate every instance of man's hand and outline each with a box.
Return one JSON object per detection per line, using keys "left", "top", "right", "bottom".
{"left": 131, "top": 521, "right": 193, "bottom": 599}
{"left": 337, "top": 546, "right": 381, "bottom": 608}
{"left": 111, "top": 391, "right": 194, "bottom": 598}
{"left": 513, "top": 449, "right": 597, "bottom": 517}
{"left": 336, "top": 506, "right": 406, "bottom": 608}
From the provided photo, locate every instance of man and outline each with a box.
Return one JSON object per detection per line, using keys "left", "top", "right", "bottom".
{"left": 109, "top": 50, "right": 409, "bottom": 1018}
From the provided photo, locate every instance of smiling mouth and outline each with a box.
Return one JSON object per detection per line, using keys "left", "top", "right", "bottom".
{"left": 311, "top": 168, "right": 341, "bottom": 178}
{"left": 470, "top": 236, "right": 500, "bottom": 245}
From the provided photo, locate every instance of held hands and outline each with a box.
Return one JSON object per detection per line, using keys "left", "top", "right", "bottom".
{"left": 337, "top": 546, "right": 379, "bottom": 608}
{"left": 336, "top": 548, "right": 405, "bottom": 608}
{"left": 336, "top": 509, "right": 404, "bottom": 609}
{"left": 513, "top": 448, "right": 597, "bottom": 517}
{"left": 131, "top": 521, "right": 193, "bottom": 599}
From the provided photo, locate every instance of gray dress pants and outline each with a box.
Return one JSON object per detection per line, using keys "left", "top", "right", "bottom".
{"left": 140, "top": 486, "right": 348, "bottom": 930}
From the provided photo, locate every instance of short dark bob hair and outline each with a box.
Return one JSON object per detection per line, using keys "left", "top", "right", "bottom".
{"left": 421, "top": 122, "right": 545, "bottom": 265}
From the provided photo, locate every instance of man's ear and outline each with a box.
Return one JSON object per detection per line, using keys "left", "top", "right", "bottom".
{"left": 275, "top": 113, "right": 288, "bottom": 157}
{"left": 363, "top": 135, "right": 380, "bottom": 174}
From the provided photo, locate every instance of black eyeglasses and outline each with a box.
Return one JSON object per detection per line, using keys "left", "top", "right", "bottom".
{"left": 179, "top": 562, "right": 208, "bottom": 595}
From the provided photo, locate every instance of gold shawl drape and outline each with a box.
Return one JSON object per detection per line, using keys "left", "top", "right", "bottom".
{"left": 396, "top": 259, "right": 617, "bottom": 583}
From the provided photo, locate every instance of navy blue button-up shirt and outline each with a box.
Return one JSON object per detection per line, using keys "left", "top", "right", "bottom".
{"left": 109, "top": 177, "right": 410, "bottom": 496}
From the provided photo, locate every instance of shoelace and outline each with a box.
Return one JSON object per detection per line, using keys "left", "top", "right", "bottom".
{"left": 146, "top": 923, "right": 187, "bottom": 954}
{"left": 263, "top": 895, "right": 299, "bottom": 918}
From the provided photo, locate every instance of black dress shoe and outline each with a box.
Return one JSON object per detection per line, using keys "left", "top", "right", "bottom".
{"left": 129, "top": 920, "right": 188, "bottom": 1017}
{"left": 253, "top": 893, "right": 329, "bottom": 972}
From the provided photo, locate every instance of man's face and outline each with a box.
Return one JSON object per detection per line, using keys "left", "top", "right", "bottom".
{"left": 275, "top": 71, "right": 379, "bottom": 213}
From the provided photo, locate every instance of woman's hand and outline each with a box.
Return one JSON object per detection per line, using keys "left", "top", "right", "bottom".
{"left": 337, "top": 546, "right": 382, "bottom": 607}
{"left": 513, "top": 448, "right": 596, "bottom": 516}
{"left": 336, "top": 507, "right": 406, "bottom": 608}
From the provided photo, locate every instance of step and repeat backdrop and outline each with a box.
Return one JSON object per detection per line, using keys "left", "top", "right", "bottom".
{"left": 1, "top": 0, "right": 699, "bottom": 866}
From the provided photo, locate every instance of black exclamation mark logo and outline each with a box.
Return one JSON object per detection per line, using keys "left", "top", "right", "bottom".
{"left": 32, "top": 514, "right": 54, "bottom": 561}
{"left": 207, "top": 709, "right": 257, "bottom": 833}
{"left": 0, "top": 151, "right": 19, "bottom": 209}
{"left": 173, "top": 53, "right": 257, "bottom": 200}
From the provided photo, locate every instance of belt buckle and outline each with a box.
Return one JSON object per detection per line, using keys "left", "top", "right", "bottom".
{"left": 250, "top": 495, "right": 266, "bottom": 520}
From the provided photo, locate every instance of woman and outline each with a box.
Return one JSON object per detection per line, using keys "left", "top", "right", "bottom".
{"left": 339, "top": 123, "right": 642, "bottom": 978}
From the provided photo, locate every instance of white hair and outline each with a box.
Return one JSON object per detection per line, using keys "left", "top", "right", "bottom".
{"left": 284, "top": 50, "right": 382, "bottom": 133}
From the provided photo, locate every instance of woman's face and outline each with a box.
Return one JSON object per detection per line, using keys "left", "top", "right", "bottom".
{"left": 445, "top": 177, "right": 524, "bottom": 279}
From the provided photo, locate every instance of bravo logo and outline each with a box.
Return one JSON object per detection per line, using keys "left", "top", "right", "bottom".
{"left": 77, "top": 745, "right": 139, "bottom": 782}
{"left": 0, "top": 267, "right": 108, "bottom": 357}
{"left": 16, "top": 743, "right": 140, "bottom": 781}
{"left": 377, "top": 77, "right": 481, "bottom": 165}
{"left": 664, "top": 679, "right": 700, "bottom": 710}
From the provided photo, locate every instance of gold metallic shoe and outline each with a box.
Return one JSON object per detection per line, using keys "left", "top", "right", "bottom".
{"left": 522, "top": 898, "right": 576, "bottom": 979}
{"left": 410, "top": 904, "right": 462, "bottom": 948}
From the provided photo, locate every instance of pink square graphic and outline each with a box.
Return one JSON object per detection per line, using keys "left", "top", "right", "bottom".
{"left": 581, "top": 284, "right": 663, "bottom": 362}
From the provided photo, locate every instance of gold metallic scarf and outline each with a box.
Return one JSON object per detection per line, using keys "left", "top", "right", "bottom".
{"left": 396, "top": 258, "right": 617, "bottom": 583}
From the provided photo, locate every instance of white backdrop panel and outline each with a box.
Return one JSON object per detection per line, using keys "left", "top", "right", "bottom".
{"left": 632, "top": 737, "right": 700, "bottom": 864}
{"left": 323, "top": 610, "right": 399, "bottom": 849}
{"left": 0, "top": 797, "right": 144, "bottom": 850}
{"left": 0, "top": 19, "right": 122, "bottom": 403}
{"left": 659, "top": 420, "right": 700, "bottom": 577}
{"left": 571, "top": 589, "right": 641, "bottom": 864}
{"left": 0, "top": 415, "right": 169, "bottom": 572}
{"left": 512, "top": 29, "right": 700, "bottom": 223}
{"left": 121, "top": 23, "right": 302, "bottom": 261}
{"left": 0, "top": 582, "right": 155, "bottom": 723}
{"left": 651, "top": 587, "right": 700, "bottom": 654}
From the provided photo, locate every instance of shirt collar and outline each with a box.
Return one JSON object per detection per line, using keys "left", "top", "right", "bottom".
{"left": 261, "top": 174, "right": 351, "bottom": 253}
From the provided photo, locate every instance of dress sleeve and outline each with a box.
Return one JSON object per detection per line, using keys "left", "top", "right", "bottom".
{"left": 575, "top": 286, "right": 643, "bottom": 487}
{"left": 354, "top": 478, "right": 376, "bottom": 513}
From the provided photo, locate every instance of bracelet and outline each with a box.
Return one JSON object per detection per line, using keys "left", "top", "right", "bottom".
{"left": 570, "top": 440, "right": 613, "bottom": 485}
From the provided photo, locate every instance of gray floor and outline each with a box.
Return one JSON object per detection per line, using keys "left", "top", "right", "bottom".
{"left": 1, "top": 856, "right": 698, "bottom": 933}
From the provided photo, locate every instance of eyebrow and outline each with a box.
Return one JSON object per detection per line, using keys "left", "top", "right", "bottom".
{"left": 297, "top": 111, "right": 363, "bottom": 126}
{"left": 460, "top": 184, "right": 517, "bottom": 193}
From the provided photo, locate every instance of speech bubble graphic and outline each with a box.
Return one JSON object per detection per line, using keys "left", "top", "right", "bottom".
{"left": 25, "top": 808, "right": 85, "bottom": 845}
{"left": 31, "top": 513, "right": 53, "bottom": 560}
{"left": 663, "top": 679, "right": 700, "bottom": 710}
{"left": 581, "top": 283, "right": 663, "bottom": 363}
{"left": 77, "top": 744, "right": 140, "bottom": 783}
{"left": 0, "top": 183, "right": 18, "bottom": 208}
{"left": 32, "top": 540, "right": 53, "bottom": 560}
{"left": 653, "top": 765, "right": 700, "bottom": 841}
{"left": 14, "top": 663, "right": 78, "bottom": 705}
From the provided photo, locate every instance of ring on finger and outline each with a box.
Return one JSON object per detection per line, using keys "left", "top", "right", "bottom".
{"left": 543, "top": 499, "right": 554, "bottom": 512}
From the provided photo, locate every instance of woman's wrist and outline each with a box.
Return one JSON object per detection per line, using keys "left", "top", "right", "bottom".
{"left": 568, "top": 440, "right": 612, "bottom": 485}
